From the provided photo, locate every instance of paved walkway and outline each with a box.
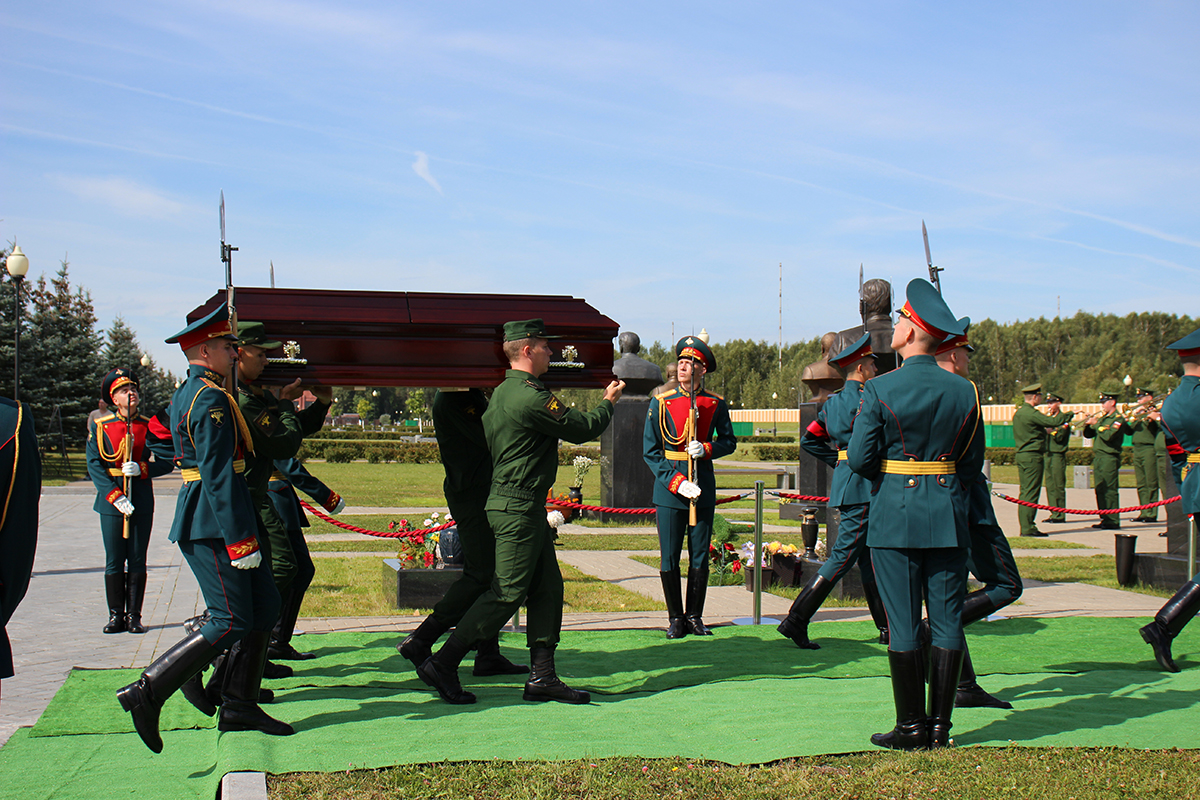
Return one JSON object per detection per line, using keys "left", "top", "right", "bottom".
{"left": 0, "top": 481, "right": 1175, "bottom": 747}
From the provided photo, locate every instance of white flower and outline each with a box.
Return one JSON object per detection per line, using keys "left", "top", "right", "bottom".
{"left": 423, "top": 518, "right": 433, "bottom": 527}
{"left": 431, "top": 512, "right": 440, "bottom": 520}
{"left": 546, "top": 510, "right": 566, "bottom": 529}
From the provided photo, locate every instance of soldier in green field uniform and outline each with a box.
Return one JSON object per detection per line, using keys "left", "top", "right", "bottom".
{"left": 847, "top": 279, "right": 984, "bottom": 751}
{"left": 418, "top": 319, "right": 625, "bottom": 705}
{"left": 1082, "top": 386, "right": 1127, "bottom": 530}
{"left": 1127, "top": 387, "right": 1162, "bottom": 523}
{"left": 1042, "top": 392, "right": 1072, "bottom": 524}
{"left": 1012, "top": 383, "right": 1072, "bottom": 536}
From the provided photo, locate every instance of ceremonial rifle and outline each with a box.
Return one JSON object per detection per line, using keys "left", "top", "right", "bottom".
{"left": 220, "top": 192, "right": 239, "bottom": 388}
{"left": 922, "top": 220, "right": 943, "bottom": 294}
{"left": 121, "top": 388, "right": 136, "bottom": 540}
{"left": 687, "top": 364, "right": 704, "bottom": 527}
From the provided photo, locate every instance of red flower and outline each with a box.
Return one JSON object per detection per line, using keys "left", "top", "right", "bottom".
{"left": 387, "top": 521, "right": 396, "bottom": 531}
{"left": 422, "top": 552, "right": 435, "bottom": 567}
{"left": 414, "top": 535, "right": 424, "bottom": 546}
{"left": 731, "top": 561, "right": 742, "bottom": 574}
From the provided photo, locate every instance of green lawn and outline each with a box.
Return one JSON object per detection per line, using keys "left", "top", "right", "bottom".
{"left": 1014, "top": 555, "right": 1174, "bottom": 598}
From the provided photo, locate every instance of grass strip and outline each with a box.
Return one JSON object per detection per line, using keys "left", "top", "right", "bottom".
{"left": 1014, "top": 555, "right": 1174, "bottom": 598}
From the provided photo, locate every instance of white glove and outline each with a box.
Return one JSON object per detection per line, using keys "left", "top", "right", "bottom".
{"left": 547, "top": 510, "right": 566, "bottom": 529}
{"left": 231, "top": 551, "right": 262, "bottom": 569}
{"left": 329, "top": 497, "right": 346, "bottom": 514}
{"left": 677, "top": 480, "right": 702, "bottom": 500}
{"left": 687, "top": 440, "right": 705, "bottom": 459}
{"left": 121, "top": 461, "right": 141, "bottom": 477}
{"left": 113, "top": 496, "right": 135, "bottom": 516}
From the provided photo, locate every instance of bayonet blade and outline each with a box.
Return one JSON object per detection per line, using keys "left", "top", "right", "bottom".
{"left": 922, "top": 220, "right": 932, "bottom": 268}
{"left": 220, "top": 191, "right": 226, "bottom": 244}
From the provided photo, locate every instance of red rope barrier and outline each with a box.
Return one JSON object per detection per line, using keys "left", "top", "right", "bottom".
{"left": 298, "top": 500, "right": 455, "bottom": 539}
{"left": 992, "top": 492, "right": 1181, "bottom": 516}
{"left": 773, "top": 492, "right": 831, "bottom": 502}
{"left": 549, "top": 491, "right": 754, "bottom": 515}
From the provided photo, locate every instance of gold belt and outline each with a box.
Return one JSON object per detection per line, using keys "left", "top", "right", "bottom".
{"left": 1189, "top": 454, "right": 1200, "bottom": 463}
{"left": 665, "top": 450, "right": 690, "bottom": 462}
{"left": 880, "top": 459, "right": 955, "bottom": 475}
{"left": 181, "top": 459, "right": 245, "bottom": 483}
{"left": 270, "top": 469, "right": 287, "bottom": 481}
{"left": 837, "top": 450, "right": 848, "bottom": 461}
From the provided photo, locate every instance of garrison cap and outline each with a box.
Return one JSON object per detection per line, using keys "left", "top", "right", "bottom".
{"left": 898, "top": 278, "right": 964, "bottom": 339}
{"left": 236, "top": 321, "right": 282, "bottom": 350}
{"left": 830, "top": 332, "right": 873, "bottom": 369}
{"left": 1167, "top": 328, "right": 1200, "bottom": 360}
{"left": 502, "top": 318, "right": 561, "bottom": 342}
{"left": 101, "top": 368, "right": 139, "bottom": 405}
{"left": 936, "top": 316, "right": 974, "bottom": 356}
{"left": 675, "top": 335, "right": 717, "bottom": 373}
{"left": 165, "top": 306, "right": 237, "bottom": 351}
{"left": 1022, "top": 382, "right": 1043, "bottom": 394}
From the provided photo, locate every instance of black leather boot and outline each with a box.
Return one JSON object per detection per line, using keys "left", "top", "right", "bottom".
{"left": 870, "top": 649, "right": 929, "bottom": 751}
{"left": 103, "top": 572, "right": 126, "bottom": 634}
{"left": 474, "top": 635, "right": 530, "bottom": 676}
{"left": 217, "top": 631, "right": 294, "bottom": 736}
{"left": 961, "top": 589, "right": 999, "bottom": 627}
{"left": 116, "top": 630, "right": 223, "bottom": 753}
{"left": 269, "top": 584, "right": 315, "bottom": 660}
{"left": 261, "top": 659, "right": 293, "bottom": 679}
{"left": 398, "top": 616, "right": 450, "bottom": 670}
{"left": 660, "top": 569, "right": 688, "bottom": 639}
{"left": 955, "top": 645, "right": 1011, "bottom": 709}
{"left": 928, "top": 646, "right": 965, "bottom": 748}
{"left": 417, "top": 634, "right": 476, "bottom": 704}
{"left": 685, "top": 566, "right": 713, "bottom": 636}
{"left": 1140, "top": 580, "right": 1200, "bottom": 673}
{"left": 777, "top": 575, "right": 833, "bottom": 650}
{"left": 862, "top": 580, "right": 889, "bottom": 644}
{"left": 523, "top": 645, "right": 590, "bottom": 704}
{"left": 204, "top": 652, "right": 229, "bottom": 708}
{"left": 125, "top": 572, "right": 147, "bottom": 634}
{"left": 183, "top": 611, "right": 211, "bottom": 634}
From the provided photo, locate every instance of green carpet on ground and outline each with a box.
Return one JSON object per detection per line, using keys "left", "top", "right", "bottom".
{"left": 3, "top": 617, "right": 1197, "bottom": 800}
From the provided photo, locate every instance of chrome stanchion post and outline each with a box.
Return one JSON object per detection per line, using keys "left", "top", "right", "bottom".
{"left": 1189, "top": 520, "right": 1197, "bottom": 580}
{"left": 754, "top": 480, "right": 764, "bottom": 625}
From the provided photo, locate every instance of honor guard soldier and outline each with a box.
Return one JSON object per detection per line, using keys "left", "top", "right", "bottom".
{"left": 780, "top": 332, "right": 890, "bottom": 649}
{"left": 86, "top": 369, "right": 175, "bottom": 634}
{"left": 1012, "top": 383, "right": 1072, "bottom": 536}
{"left": 1042, "top": 392, "right": 1071, "bottom": 524}
{"left": 1082, "top": 385, "right": 1127, "bottom": 530}
{"left": 1128, "top": 387, "right": 1163, "bottom": 523}
{"left": 1140, "top": 329, "right": 1200, "bottom": 671}
{"left": 847, "top": 279, "right": 984, "bottom": 750}
{"left": 397, "top": 389, "right": 529, "bottom": 678}
{"left": 116, "top": 307, "right": 291, "bottom": 753}
{"left": 643, "top": 335, "right": 736, "bottom": 638}
{"left": 1, "top": 396, "right": 41, "bottom": 703}
{"left": 934, "top": 319, "right": 1022, "bottom": 710}
{"left": 418, "top": 319, "right": 624, "bottom": 705}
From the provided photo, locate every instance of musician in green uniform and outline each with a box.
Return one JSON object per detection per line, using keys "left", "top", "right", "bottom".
{"left": 117, "top": 308, "right": 292, "bottom": 753}
{"left": 1082, "top": 386, "right": 1127, "bottom": 530}
{"left": 1, "top": 396, "right": 41, "bottom": 703}
{"left": 847, "top": 279, "right": 983, "bottom": 750}
{"left": 1042, "top": 392, "right": 1072, "bottom": 524}
{"left": 1012, "top": 383, "right": 1072, "bottom": 536}
{"left": 1128, "top": 388, "right": 1162, "bottom": 523}
{"left": 418, "top": 319, "right": 624, "bottom": 705}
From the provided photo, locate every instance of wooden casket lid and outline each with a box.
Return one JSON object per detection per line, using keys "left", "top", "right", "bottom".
{"left": 188, "top": 287, "right": 619, "bottom": 388}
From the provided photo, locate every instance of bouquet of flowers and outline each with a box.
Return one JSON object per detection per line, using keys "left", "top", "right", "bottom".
{"left": 391, "top": 512, "right": 451, "bottom": 568}
{"left": 572, "top": 454, "right": 597, "bottom": 487}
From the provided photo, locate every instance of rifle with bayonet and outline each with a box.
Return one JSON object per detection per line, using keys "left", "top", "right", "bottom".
{"left": 922, "top": 220, "right": 943, "bottom": 294}
{"left": 687, "top": 369, "right": 699, "bottom": 527}
{"left": 220, "top": 191, "right": 239, "bottom": 388}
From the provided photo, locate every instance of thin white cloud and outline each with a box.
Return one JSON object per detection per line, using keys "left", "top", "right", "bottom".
{"left": 412, "top": 152, "right": 443, "bottom": 195}
{"left": 52, "top": 175, "right": 185, "bottom": 219}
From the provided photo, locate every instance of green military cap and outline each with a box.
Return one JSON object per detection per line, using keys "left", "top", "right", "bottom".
{"left": 101, "top": 367, "right": 139, "bottom": 405}
{"left": 1021, "top": 382, "right": 1043, "bottom": 394}
{"left": 1045, "top": 391, "right": 1064, "bottom": 403}
{"left": 1098, "top": 380, "right": 1122, "bottom": 400}
{"left": 166, "top": 305, "right": 237, "bottom": 350}
{"left": 897, "top": 278, "right": 964, "bottom": 339}
{"left": 1167, "top": 328, "right": 1200, "bottom": 360}
{"left": 936, "top": 316, "right": 974, "bottom": 355}
{"left": 236, "top": 321, "right": 282, "bottom": 350}
{"left": 675, "top": 335, "right": 717, "bottom": 373}
{"left": 830, "top": 332, "right": 873, "bottom": 369}
{"left": 1136, "top": 387, "right": 1154, "bottom": 398}
{"left": 502, "top": 318, "right": 562, "bottom": 342}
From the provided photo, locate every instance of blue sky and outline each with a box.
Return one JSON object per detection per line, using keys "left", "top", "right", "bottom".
{"left": 3, "top": 2, "right": 1198, "bottom": 371}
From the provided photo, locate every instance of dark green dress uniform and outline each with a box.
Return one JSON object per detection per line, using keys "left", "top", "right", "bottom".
{"left": 0, "top": 398, "right": 41, "bottom": 681}
{"left": 1083, "top": 398, "right": 1127, "bottom": 530}
{"left": 1139, "top": 328, "right": 1200, "bottom": 671}
{"left": 1012, "top": 390, "right": 1072, "bottom": 536}
{"left": 1128, "top": 391, "right": 1161, "bottom": 522}
{"left": 1043, "top": 397, "right": 1072, "bottom": 523}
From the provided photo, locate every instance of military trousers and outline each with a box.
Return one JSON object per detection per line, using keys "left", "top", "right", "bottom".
{"left": 966, "top": 521, "right": 1022, "bottom": 609}
{"left": 1092, "top": 451, "right": 1121, "bottom": 527}
{"left": 180, "top": 537, "right": 281, "bottom": 649}
{"left": 261, "top": 502, "right": 299, "bottom": 597}
{"left": 430, "top": 490, "right": 497, "bottom": 629}
{"left": 872, "top": 546, "right": 967, "bottom": 652}
{"left": 1015, "top": 453, "right": 1045, "bottom": 535}
{"left": 454, "top": 499, "right": 563, "bottom": 650}
{"left": 1043, "top": 452, "right": 1068, "bottom": 522}
{"left": 1131, "top": 445, "right": 1160, "bottom": 521}
{"left": 100, "top": 512, "right": 153, "bottom": 575}
{"left": 656, "top": 504, "right": 714, "bottom": 572}
{"left": 816, "top": 503, "right": 876, "bottom": 586}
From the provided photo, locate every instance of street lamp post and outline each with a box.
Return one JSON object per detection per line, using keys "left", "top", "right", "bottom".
{"left": 6, "top": 245, "right": 29, "bottom": 401}
{"left": 772, "top": 392, "right": 778, "bottom": 437}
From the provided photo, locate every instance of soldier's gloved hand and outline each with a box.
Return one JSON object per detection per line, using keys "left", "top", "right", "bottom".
{"left": 677, "top": 480, "right": 702, "bottom": 499}
{"left": 121, "top": 460, "right": 142, "bottom": 477}
{"left": 547, "top": 510, "right": 566, "bottom": 529}
{"left": 231, "top": 551, "right": 262, "bottom": 570}
{"left": 323, "top": 491, "right": 346, "bottom": 514}
{"left": 687, "top": 440, "right": 706, "bottom": 459}
{"left": 113, "top": 496, "right": 135, "bottom": 516}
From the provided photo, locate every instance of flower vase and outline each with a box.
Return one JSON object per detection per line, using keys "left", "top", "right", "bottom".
{"left": 568, "top": 486, "right": 583, "bottom": 519}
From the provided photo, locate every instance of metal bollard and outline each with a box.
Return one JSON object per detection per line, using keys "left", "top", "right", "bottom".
{"left": 753, "top": 480, "right": 764, "bottom": 625}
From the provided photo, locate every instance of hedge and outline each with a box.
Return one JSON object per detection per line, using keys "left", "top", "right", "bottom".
{"left": 298, "top": 440, "right": 599, "bottom": 465}
{"left": 735, "top": 435, "right": 795, "bottom": 443}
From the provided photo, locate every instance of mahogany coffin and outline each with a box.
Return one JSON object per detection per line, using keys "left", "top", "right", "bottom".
{"left": 188, "top": 288, "right": 619, "bottom": 389}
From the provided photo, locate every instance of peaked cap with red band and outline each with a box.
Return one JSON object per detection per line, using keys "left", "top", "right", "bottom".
{"left": 101, "top": 367, "right": 139, "bottom": 405}
{"left": 165, "top": 306, "right": 238, "bottom": 351}
{"left": 830, "top": 332, "right": 874, "bottom": 369}
{"left": 897, "top": 278, "right": 964, "bottom": 340}
{"left": 1167, "top": 328, "right": 1200, "bottom": 361}
{"left": 935, "top": 316, "right": 974, "bottom": 356}
{"left": 675, "top": 335, "right": 717, "bottom": 373}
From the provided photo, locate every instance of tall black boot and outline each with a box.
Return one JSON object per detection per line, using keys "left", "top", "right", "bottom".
{"left": 955, "top": 645, "right": 1012, "bottom": 709}
{"left": 862, "top": 580, "right": 889, "bottom": 644}
{"left": 685, "top": 566, "right": 713, "bottom": 636}
{"left": 217, "top": 631, "right": 294, "bottom": 736}
{"left": 125, "top": 572, "right": 147, "bottom": 634}
{"left": 269, "top": 584, "right": 315, "bottom": 660}
{"left": 204, "top": 652, "right": 229, "bottom": 708}
{"left": 417, "top": 633, "right": 476, "bottom": 704}
{"left": 1140, "top": 580, "right": 1200, "bottom": 673}
{"left": 398, "top": 616, "right": 451, "bottom": 670}
{"left": 928, "top": 646, "right": 965, "bottom": 748}
{"left": 660, "top": 569, "right": 688, "bottom": 639}
{"left": 474, "top": 635, "right": 530, "bottom": 676}
{"left": 103, "top": 572, "right": 126, "bottom": 634}
{"left": 961, "top": 589, "right": 999, "bottom": 627}
{"left": 116, "top": 630, "right": 223, "bottom": 753}
{"left": 777, "top": 575, "right": 833, "bottom": 650}
{"left": 523, "top": 645, "right": 590, "bottom": 704}
{"left": 870, "top": 649, "right": 929, "bottom": 751}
